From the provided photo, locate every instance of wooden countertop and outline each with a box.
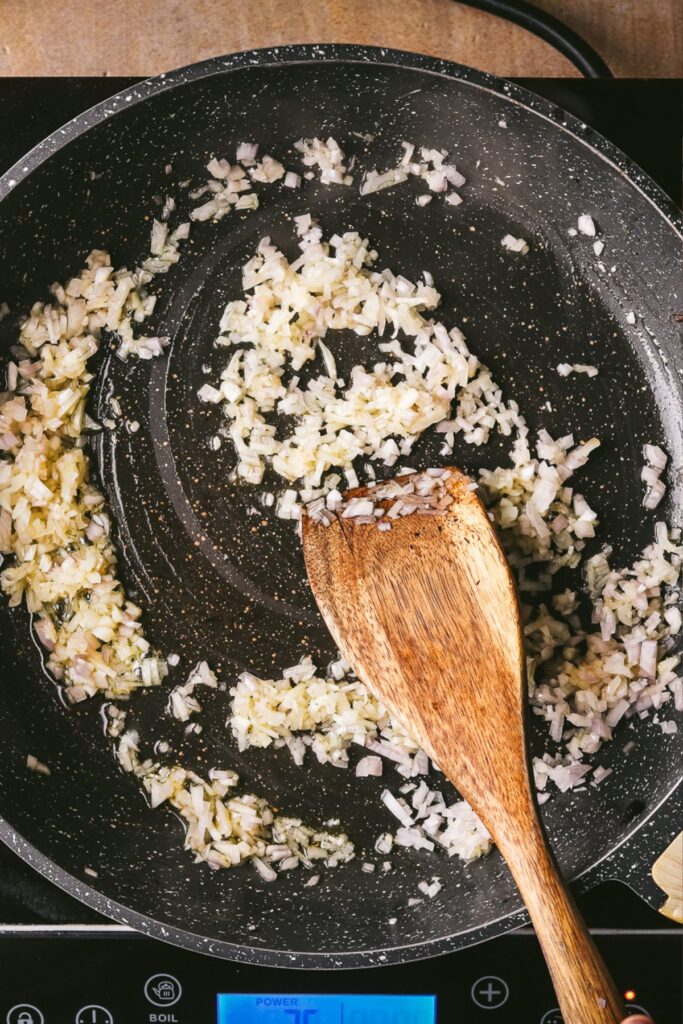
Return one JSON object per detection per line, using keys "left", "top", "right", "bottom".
{"left": 1, "top": 0, "right": 681, "bottom": 78}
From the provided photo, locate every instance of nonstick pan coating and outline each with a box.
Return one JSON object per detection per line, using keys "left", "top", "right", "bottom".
{"left": 0, "top": 47, "right": 681, "bottom": 967}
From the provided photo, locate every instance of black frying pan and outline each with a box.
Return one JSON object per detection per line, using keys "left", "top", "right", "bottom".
{"left": 0, "top": 46, "right": 681, "bottom": 968}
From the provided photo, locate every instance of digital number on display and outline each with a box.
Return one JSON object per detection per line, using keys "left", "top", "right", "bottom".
{"left": 217, "top": 993, "right": 436, "bottom": 1024}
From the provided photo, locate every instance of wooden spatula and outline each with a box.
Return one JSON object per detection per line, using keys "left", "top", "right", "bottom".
{"left": 302, "top": 468, "right": 624, "bottom": 1024}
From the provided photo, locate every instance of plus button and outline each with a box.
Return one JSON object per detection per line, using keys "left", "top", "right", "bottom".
{"left": 471, "top": 976, "right": 510, "bottom": 1009}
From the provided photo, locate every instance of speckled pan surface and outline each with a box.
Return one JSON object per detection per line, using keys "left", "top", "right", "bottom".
{"left": 0, "top": 46, "right": 681, "bottom": 968}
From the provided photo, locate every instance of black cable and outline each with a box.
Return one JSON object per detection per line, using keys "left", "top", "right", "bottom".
{"left": 455, "top": 0, "right": 613, "bottom": 78}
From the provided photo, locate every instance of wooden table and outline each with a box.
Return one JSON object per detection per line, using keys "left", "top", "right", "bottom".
{"left": 1, "top": 0, "right": 681, "bottom": 78}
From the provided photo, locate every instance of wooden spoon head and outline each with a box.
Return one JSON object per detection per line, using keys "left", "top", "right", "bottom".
{"left": 302, "top": 468, "right": 529, "bottom": 821}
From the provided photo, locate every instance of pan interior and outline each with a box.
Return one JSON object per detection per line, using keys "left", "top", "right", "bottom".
{"left": 0, "top": 55, "right": 681, "bottom": 964}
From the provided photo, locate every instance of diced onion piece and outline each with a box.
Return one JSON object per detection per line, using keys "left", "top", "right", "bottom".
{"left": 501, "top": 234, "right": 529, "bottom": 254}
{"left": 356, "top": 755, "right": 383, "bottom": 777}
{"left": 27, "top": 754, "right": 51, "bottom": 776}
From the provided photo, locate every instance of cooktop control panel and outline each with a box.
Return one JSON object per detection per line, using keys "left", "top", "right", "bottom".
{"left": 0, "top": 930, "right": 678, "bottom": 1023}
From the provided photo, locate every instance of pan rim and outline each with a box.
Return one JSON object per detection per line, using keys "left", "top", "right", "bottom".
{"left": 0, "top": 44, "right": 680, "bottom": 967}
{"left": 1, "top": 777, "right": 681, "bottom": 968}
{"left": 0, "top": 45, "right": 681, "bottom": 234}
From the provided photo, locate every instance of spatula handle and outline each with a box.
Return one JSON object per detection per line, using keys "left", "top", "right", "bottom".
{"left": 498, "top": 818, "right": 625, "bottom": 1024}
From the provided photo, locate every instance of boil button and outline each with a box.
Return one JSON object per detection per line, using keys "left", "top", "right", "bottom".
{"left": 144, "top": 974, "right": 182, "bottom": 1008}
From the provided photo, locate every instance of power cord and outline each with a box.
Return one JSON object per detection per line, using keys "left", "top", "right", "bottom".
{"left": 455, "top": 0, "right": 613, "bottom": 78}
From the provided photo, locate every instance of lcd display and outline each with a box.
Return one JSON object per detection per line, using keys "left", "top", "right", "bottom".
{"left": 217, "top": 993, "right": 436, "bottom": 1024}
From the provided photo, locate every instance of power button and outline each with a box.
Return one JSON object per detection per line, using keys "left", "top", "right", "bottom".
{"left": 75, "top": 1007, "right": 114, "bottom": 1024}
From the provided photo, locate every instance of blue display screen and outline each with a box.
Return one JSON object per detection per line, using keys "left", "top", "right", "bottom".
{"left": 217, "top": 994, "right": 436, "bottom": 1024}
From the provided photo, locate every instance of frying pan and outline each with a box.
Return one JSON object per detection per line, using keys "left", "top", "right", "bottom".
{"left": 0, "top": 45, "right": 681, "bottom": 969}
